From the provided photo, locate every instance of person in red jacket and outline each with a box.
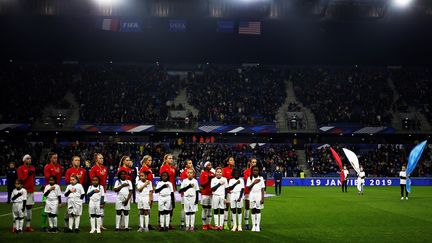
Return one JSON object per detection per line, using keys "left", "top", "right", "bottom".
{"left": 17, "top": 154, "right": 36, "bottom": 232}
{"left": 243, "top": 157, "right": 257, "bottom": 230}
{"left": 222, "top": 156, "right": 235, "bottom": 229}
{"left": 139, "top": 155, "right": 154, "bottom": 183}
{"left": 117, "top": 156, "right": 133, "bottom": 180}
{"left": 90, "top": 153, "right": 108, "bottom": 230}
{"left": 179, "top": 159, "right": 195, "bottom": 229}
{"left": 65, "top": 156, "right": 86, "bottom": 185}
{"left": 44, "top": 152, "right": 62, "bottom": 185}
{"left": 160, "top": 154, "right": 177, "bottom": 191}
{"left": 199, "top": 161, "right": 215, "bottom": 230}
{"left": 63, "top": 156, "right": 86, "bottom": 231}
{"left": 159, "top": 154, "right": 177, "bottom": 229}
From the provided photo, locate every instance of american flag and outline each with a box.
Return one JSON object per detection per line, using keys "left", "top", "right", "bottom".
{"left": 238, "top": 21, "right": 261, "bottom": 35}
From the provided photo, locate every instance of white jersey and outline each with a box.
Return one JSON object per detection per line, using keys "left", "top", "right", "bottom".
{"left": 400, "top": 171, "right": 407, "bottom": 185}
{"left": 180, "top": 178, "right": 200, "bottom": 197}
{"left": 343, "top": 169, "right": 349, "bottom": 180}
{"left": 136, "top": 180, "right": 153, "bottom": 197}
{"left": 11, "top": 188, "right": 27, "bottom": 203}
{"left": 211, "top": 177, "right": 228, "bottom": 196}
{"left": 228, "top": 178, "right": 245, "bottom": 194}
{"left": 87, "top": 185, "right": 105, "bottom": 203}
{"left": 358, "top": 171, "right": 366, "bottom": 182}
{"left": 65, "top": 184, "right": 85, "bottom": 202}
{"left": 155, "top": 181, "right": 174, "bottom": 197}
{"left": 247, "top": 176, "right": 265, "bottom": 194}
{"left": 115, "top": 179, "right": 133, "bottom": 197}
{"left": 12, "top": 188, "right": 27, "bottom": 220}
{"left": 44, "top": 184, "right": 61, "bottom": 202}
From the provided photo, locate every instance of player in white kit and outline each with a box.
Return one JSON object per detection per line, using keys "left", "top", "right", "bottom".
{"left": 400, "top": 165, "right": 408, "bottom": 200}
{"left": 246, "top": 166, "right": 265, "bottom": 232}
{"left": 211, "top": 167, "right": 228, "bottom": 231}
{"left": 11, "top": 179, "right": 27, "bottom": 234}
{"left": 136, "top": 171, "right": 153, "bottom": 232}
{"left": 87, "top": 176, "right": 105, "bottom": 234}
{"left": 64, "top": 175, "right": 85, "bottom": 232}
{"left": 228, "top": 169, "right": 244, "bottom": 232}
{"left": 114, "top": 170, "right": 133, "bottom": 231}
{"left": 357, "top": 166, "right": 366, "bottom": 195}
{"left": 154, "top": 172, "right": 175, "bottom": 231}
{"left": 43, "top": 175, "right": 62, "bottom": 233}
{"left": 179, "top": 169, "right": 200, "bottom": 231}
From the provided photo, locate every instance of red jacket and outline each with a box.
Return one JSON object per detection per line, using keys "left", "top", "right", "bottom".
{"left": 199, "top": 170, "right": 214, "bottom": 196}
{"left": 139, "top": 165, "right": 154, "bottom": 183}
{"left": 243, "top": 168, "right": 251, "bottom": 195}
{"left": 17, "top": 165, "right": 36, "bottom": 193}
{"left": 117, "top": 166, "right": 133, "bottom": 181}
{"left": 65, "top": 167, "right": 86, "bottom": 185}
{"left": 90, "top": 164, "right": 108, "bottom": 191}
{"left": 222, "top": 166, "right": 233, "bottom": 181}
{"left": 180, "top": 168, "right": 189, "bottom": 181}
{"left": 160, "top": 164, "right": 177, "bottom": 191}
{"left": 44, "top": 163, "right": 63, "bottom": 185}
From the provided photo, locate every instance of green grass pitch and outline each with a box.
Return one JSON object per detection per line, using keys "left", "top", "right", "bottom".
{"left": 1, "top": 186, "right": 432, "bottom": 242}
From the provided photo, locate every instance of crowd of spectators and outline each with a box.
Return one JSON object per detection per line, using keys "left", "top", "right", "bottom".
{"left": 292, "top": 67, "right": 393, "bottom": 126}
{"left": 0, "top": 141, "right": 44, "bottom": 175}
{"left": 0, "top": 64, "right": 74, "bottom": 123}
{"left": 186, "top": 66, "right": 286, "bottom": 125}
{"left": 391, "top": 68, "right": 432, "bottom": 125}
{"left": 2, "top": 64, "right": 432, "bottom": 132}
{"left": 305, "top": 144, "right": 432, "bottom": 177}
{"left": 76, "top": 65, "right": 181, "bottom": 124}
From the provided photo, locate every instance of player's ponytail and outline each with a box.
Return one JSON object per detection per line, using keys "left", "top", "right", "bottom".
{"left": 119, "top": 155, "right": 130, "bottom": 168}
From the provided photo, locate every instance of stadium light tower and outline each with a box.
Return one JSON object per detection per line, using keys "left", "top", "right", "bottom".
{"left": 393, "top": 0, "right": 413, "bottom": 8}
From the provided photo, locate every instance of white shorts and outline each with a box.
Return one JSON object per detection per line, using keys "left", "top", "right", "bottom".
{"left": 230, "top": 193, "right": 244, "bottom": 208}
{"left": 158, "top": 196, "right": 172, "bottom": 211}
{"left": 26, "top": 193, "right": 35, "bottom": 206}
{"left": 67, "top": 200, "right": 83, "bottom": 216}
{"left": 88, "top": 201, "right": 103, "bottom": 215}
{"left": 115, "top": 196, "right": 131, "bottom": 210}
{"left": 201, "top": 195, "right": 212, "bottom": 206}
{"left": 244, "top": 194, "right": 250, "bottom": 200}
{"left": 137, "top": 196, "right": 151, "bottom": 210}
{"left": 45, "top": 200, "right": 59, "bottom": 214}
{"left": 212, "top": 195, "right": 225, "bottom": 209}
{"left": 13, "top": 203, "right": 25, "bottom": 218}
{"left": 184, "top": 197, "right": 198, "bottom": 213}
{"left": 249, "top": 193, "right": 263, "bottom": 210}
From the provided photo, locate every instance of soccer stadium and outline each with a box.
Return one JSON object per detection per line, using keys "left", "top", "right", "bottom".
{"left": 1, "top": 0, "right": 432, "bottom": 242}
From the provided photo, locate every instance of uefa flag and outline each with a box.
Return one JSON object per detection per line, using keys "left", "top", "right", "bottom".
{"left": 169, "top": 19, "right": 187, "bottom": 32}
{"left": 217, "top": 20, "right": 234, "bottom": 33}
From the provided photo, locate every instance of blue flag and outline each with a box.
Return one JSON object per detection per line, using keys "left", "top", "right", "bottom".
{"left": 169, "top": 19, "right": 187, "bottom": 32}
{"left": 217, "top": 21, "right": 234, "bottom": 33}
{"left": 406, "top": 140, "right": 427, "bottom": 193}
{"left": 119, "top": 19, "right": 142, "bottom": 32}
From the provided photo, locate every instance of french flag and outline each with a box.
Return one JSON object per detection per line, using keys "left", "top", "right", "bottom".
{"left": 101, "top": 18, "right": 119, "bottom": 31}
